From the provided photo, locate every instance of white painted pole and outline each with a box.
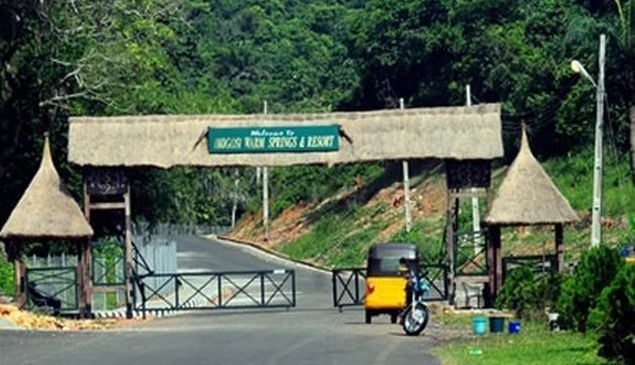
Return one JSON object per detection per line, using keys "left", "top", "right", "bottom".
{"left": 591, "top": 34, "right": 606, "bottom": 248}
{"left": 263, "top": 101, "right": 270, "bottom": 241}
{"left": 400, "top": 98, "right": 412, "bottom": 232}
{"left": 231, "top": 169, "right": 239, "bottom": 228}
{"left": 467, "top": 85, "right": 482, "bottom": 254}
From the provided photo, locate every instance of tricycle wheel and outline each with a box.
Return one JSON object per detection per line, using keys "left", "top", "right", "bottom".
{"left": 390, "top": 313, "right": 398, "bottom": 324}
{"left": 365, "top": 310, "right": 372, "bottom": 324}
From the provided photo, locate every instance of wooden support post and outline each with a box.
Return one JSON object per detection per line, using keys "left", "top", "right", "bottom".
{"left": 445, "top": 189, "right": 459, "bottom": 305}
{"left": 124, "top": 186, "right": 133, "bottom": 319}
{"left": 77, "top": 241, "right": 86, "bottom": 317}
{"left": 76, "top": 240, "right": 92, "bottom": 318}
{"left": 555, "top": 224, "right": 564, "bottom": 273}
{"left": 7, "top": 242, "right": 26, "bottom": 307}
{"left": 487, "top": 225, "right": 502, "bottom": 304}
{"left": 83, "top": 177, "right": 90, "bottom": 221}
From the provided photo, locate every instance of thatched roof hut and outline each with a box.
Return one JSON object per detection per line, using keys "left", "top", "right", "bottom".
{"left": 484, "top": 130, "right": 578, "bottom": 225}
{"left": 0, "top": 136, "right": 93, "bottom": 240}
{"left": 68, "top": 104, "right": 503, "bottom": 168}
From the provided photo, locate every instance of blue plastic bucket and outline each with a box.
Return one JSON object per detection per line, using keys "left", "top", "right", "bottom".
{"left": 508, "top": 321, "right": 521, "bottom": 334}
{"left": 489, "top": 316, "right": 506, "bottom": 333}
{"left": 472, "top": 316, "right": 487, "bottom": 335}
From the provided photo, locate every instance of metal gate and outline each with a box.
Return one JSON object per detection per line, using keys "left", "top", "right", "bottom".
{"left": 503, "top": 254, "right": 557, "bottom": 280}
{"left": 25, "top": 267, "right": 78, "bottom": 313}
{"left": 332, "top": 268, "right": 366, "bottom": 310}
{"left": 454, "top": 230, "right": 488, "bottom": 276}
{"left": 134, "top": 269, "right": 296, "bottom": 317}
{"left": 332, "top": 264, "right": 449, "bottom": 309}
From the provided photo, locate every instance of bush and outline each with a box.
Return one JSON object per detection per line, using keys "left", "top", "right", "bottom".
{"left": 0, "top": 252, "right": 15, "bottom": 297}
{"left": 497, "top": 267, "right": 561, "bottom": 320}
{"left": 557, "top": 245, "right": 624, "bottom": 332}
{"left": 589, "top": 264, "right": 635, "bottom": 363}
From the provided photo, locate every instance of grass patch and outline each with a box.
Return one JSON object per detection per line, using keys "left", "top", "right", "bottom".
{"left": 435, "top": 321, "right": 609, "bottom": 365}
{"left": 277, "top": 203, "right": 391, "bottom": 268}
{"left": 543, "top": 150, "right": 634, "bottom": 219}
{"left": 390, "top": 217, "right": 446, "bottom": 263}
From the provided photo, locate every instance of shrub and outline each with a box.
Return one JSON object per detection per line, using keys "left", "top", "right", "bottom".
{"left": 557, "top": 245, "right": 624, "bottom": 332}
{"left": 0, "top": 252, "right": 15, "bottom": 297}
{"left": 589, "top": 264, "right": 635, "bottom": 363}
{"left": 497, "top": 266, "right": 561, "bottom": 320}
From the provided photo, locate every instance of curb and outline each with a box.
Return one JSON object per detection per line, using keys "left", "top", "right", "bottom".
{"left": 93, "top": 296, "right": 210, "bottom": 319}
{"left": 214, "top": 235, "right": 332, "bottom": 275}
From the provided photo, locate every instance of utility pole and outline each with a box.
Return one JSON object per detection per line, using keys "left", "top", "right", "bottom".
{"left": 231, "top": 169, "right": 239, "bottom": 228}
{"left": 467, "top": 85, "right": 482, "bottom": 254}
{"left": 400, "top": 98, "right": 412, "bottom": 232}
{"left": 262, "top": 100, "right": 270, "bottom": 241}
{"left": 591, "top": 34, "right": 606, "bottom": 248}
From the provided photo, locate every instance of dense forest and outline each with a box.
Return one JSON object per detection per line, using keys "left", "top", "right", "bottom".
{"left": 0, "top": 0, "right": 633, "bottom": 227}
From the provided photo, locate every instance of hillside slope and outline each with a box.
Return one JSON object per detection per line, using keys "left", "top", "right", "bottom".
{"left": 227, "top": 154, "right": 634, "bottom": 269}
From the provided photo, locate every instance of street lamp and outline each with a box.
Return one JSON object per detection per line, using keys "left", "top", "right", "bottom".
{"left": 571, "top": 34, "right": 606, "bottom": 248}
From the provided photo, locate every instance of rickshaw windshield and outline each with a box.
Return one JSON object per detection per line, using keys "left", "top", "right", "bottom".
{"left": 366, "top": 243, "right": 419, "bottom": 276}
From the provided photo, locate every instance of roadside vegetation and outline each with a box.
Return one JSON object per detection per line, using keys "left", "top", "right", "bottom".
{"left": 436, "top": 321, "right": 608, "bottom": 365}
{"left": 0, "top": 252, "right": 14, "bottom": 297}
{"left": 1, "top": 0, "right": 634, "bottom": 230}
{"left": 239, "top": 149, "right": 634, "bottom": 269}
{"left": 432, "top": 246, "right": 633, "bottom": 365}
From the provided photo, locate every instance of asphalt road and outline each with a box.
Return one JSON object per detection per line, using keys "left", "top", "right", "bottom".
{"left": 0, "top": 235, "right": 440, "bottom": 365}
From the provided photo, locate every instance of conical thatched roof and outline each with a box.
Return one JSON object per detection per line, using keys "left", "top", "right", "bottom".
{"left": 0, "top": 136, "right": 93, "bottom": 240}
{"left": 484, "top": 130, "right": 578, "bottom": 225}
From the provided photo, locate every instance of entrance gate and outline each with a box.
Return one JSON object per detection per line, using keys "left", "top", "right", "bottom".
{"left": 134, "top": 270, "right": 296, "bottom": 317}
{"left": 68, "top": 105, "right": 502, "bottom": 317}
{"left": 332, "top": 264, "right": 449, "bottom": 310}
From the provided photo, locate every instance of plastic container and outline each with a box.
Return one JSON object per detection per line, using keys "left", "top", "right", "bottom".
{"left": 472, "top": 316, "right": 487, "bottom": 335}
{"left": 508, "top": 320, "right": 521, "bottom": 334}
{"left": 489, "top": 316, "right": 506, "bottom": 333}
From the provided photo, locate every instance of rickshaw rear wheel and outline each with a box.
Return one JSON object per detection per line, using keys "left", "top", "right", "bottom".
{"left": 390, "top": 313, "right": 398, "bottom": 324}
{"left": 365, "top": 310, "right": 372, "bottom": 324}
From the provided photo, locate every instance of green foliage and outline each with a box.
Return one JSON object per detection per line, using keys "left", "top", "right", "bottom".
{"left": 436, "top": 320, "right": 609, "bottom": 365}
{"left": 0, "top": 252, "right": 15, "bottom": 297}
{"left": 1, "top": 0, "right": 633, "bottom": 229}
{"left": 390, "top": 219, "right": 445, "bottom": 264}
{"left": 497, "top": 267, "right": 562, "bottom": 320}
{"left": 557, "top": 245, "right": 624, "bottom": 332}
{"left": 544, "top": 149, "right": 635, "bottom": 219}
{"left": 279, "top": 203, "right": 390, "bottom": 268}
{"left": 269, "top": 163, "right": 384, "bottom": 218}
{"left": 589, "top": 263, "right": 635, "bottom": 363}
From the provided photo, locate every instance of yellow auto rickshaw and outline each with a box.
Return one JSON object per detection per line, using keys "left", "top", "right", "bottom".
{"left": 364, "top": 243, "right": 419, "bottom": 324}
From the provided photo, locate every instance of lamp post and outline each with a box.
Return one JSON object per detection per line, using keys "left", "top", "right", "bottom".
{"left": 571, "top": 34, "right": 606, "bottom": 248}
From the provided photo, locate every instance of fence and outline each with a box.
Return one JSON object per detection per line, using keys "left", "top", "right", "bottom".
{"left": 25, "top": 266, "right": 77, "bottom": 312}
{"left": 135, "top": 270, "right": 296, "bottom": 317}
{"left": 132, "top": 222, "right": 231, "bottom": 237}
{"left": 133, "top": 236, "right": 177, "bottom": 299}
{"left": 502, "top": 254, "right": 557, "bottom": 280}
{"left": 332, "top": 264, "right": 449, "bottom": 309}
{"left": 25, "top": 255, "right": 78, "bottom": 312}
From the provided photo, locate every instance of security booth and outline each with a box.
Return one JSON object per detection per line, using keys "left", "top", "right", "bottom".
{"left": 483, "top": 129, "right": 578, "bottom": 304}
{"left": 0, "top": 135, "right": 94, "bottom": 317}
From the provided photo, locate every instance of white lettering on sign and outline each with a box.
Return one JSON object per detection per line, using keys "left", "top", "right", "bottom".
{"left": 307, "top": 135, "right": 335, "bottom": 148}
{"left": 268, "top": 137, "right": 298, "bottom": 149}
{"left": 214, "top": 137, "right": 242, "bottom": 150}
{"left": 244, "top": 137, "right": 266, "bottom": 149}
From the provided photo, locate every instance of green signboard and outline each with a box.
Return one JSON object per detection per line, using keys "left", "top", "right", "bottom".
{"left": 208, "top": 125, "right": 340, "bottom": 154}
